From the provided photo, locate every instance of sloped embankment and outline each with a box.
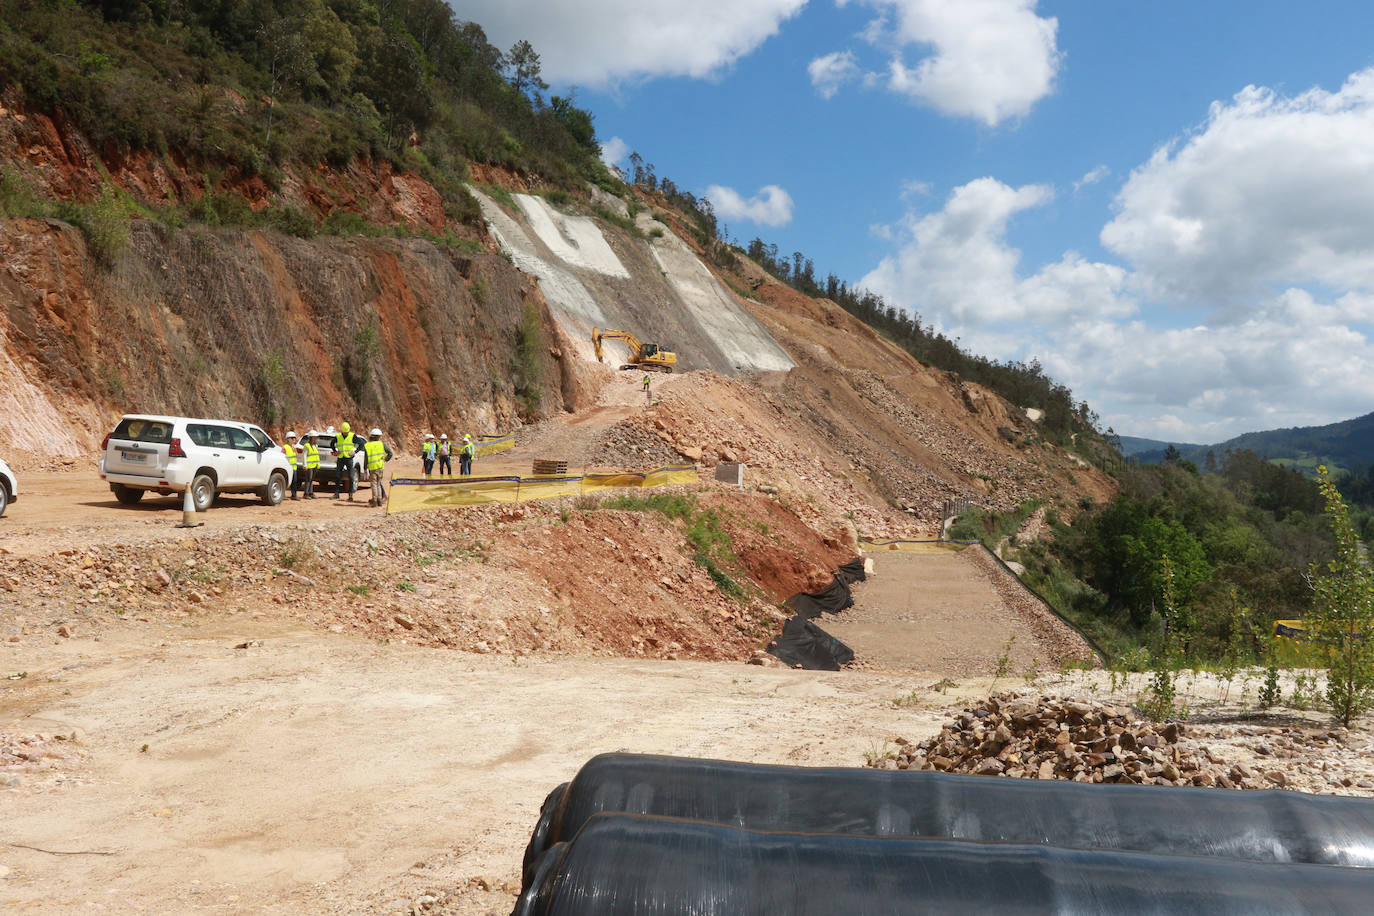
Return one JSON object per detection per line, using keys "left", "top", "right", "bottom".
{"left": 473, "top": 188, "right": 793, "bottom": 376}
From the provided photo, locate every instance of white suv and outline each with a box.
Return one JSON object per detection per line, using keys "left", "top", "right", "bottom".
{"left": 99, "top": 415, "right": 292, "bottom": 511}
{"left": 0, "top": 454, "right": 16, "bottom": 517}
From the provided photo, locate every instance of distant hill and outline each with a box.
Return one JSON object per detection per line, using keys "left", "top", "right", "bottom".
{"left": 1123, "top": 412, "right": 1374, "bottom": 474}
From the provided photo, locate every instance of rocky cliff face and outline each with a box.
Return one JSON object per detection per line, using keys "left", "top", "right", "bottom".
{"left": 0, "top": 216, "right": 572, "bottom": 452}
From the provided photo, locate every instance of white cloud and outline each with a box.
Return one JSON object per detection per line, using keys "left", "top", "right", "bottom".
{"left": 1072, "top": 165, "right": 1109, "bottom": 192}
{"left": 599, "top": 136, "right": 630, "bottom": 168}
{"left": 704, "top": 184, "right": 795, "bottom": 227}
{"left": 808, "top": 50, "right": 860, "bottom": 99}
{"left": 860, "top": 177, "right": 1131, "bottom": 326}
{"left": 830, "top": 0, "right": 1061, "bottom": 125}
{"left": 453, "top": 0, "right": 807, "bottom": 86}
{"left": 1101, "top": 69, "right": 1374, "bottom": 310}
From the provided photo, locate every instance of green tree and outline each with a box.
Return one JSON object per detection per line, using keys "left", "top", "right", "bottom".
{"left": 1310, "top": 466, "right": 1374, "bottom": 727}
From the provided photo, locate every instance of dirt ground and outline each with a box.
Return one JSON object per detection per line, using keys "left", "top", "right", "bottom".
{"left": 0, "top": 613, "right": 966, "bottom": 915}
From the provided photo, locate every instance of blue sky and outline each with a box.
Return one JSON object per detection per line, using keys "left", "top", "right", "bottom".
{"left": 456, "top": 0, "right": 1374, "bottom": 444}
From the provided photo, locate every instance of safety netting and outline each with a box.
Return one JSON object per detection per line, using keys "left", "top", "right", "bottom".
{"left": 515, "top": 753, "right": 1374, "bottom": 915}
{"left": 385, "top": 465, "right": 699, "bottom": 514}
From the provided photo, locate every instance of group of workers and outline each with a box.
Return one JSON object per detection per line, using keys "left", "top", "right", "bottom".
{"left": 280, "top": 422, "right": 394, "bottom": 508}
{"left": 278, "top": 425, "right": 481, "bottom": 509}
{"left": 420, "top": 433, "right": 475, "bottom": 477}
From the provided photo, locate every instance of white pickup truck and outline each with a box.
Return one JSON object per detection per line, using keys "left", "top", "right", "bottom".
{"left": 100, "top": 414, "right": 292, "bottom": 510}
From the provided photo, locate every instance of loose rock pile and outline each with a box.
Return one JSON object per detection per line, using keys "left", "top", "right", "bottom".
{"left": 870, "top": 693, "right": 1374, "bottom": 791}
{"left": 879, "top": 694, "right": 1204, "bottom": 785}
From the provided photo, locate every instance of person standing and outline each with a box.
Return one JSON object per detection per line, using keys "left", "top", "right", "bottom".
{"left": 643, "top": 373, "right": 652, "bottom": 404}
{"left": 437, "top": 434, "right": 452, "bottom": 476}
{"left": 421, "top": 433, "right": 437, "bottom": 476}
{"left": 333, "top": 421, "right": 359, "bottom": 500}
{"left": 284, "top": 430, "right": 301, "bottom": 500}
{"left": 301, "top": 430, "right": 320, "bottom": 498}
{"left": 460, "top": 434, "right": 474, "bottom": 476}
{"left": 364, "top": 428, "right": 394, "bottom": 508}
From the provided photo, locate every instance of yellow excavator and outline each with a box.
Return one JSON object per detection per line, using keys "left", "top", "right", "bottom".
{"left": 592, "top": 327, "right": 677, "bottom": 373}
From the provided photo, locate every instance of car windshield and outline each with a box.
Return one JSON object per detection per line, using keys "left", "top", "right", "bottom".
{"left": 111, "top": 418, "right": 174, "bottom": 444}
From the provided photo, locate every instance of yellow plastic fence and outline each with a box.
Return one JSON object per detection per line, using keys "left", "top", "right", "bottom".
{"left": 1273, "top": 619, "right": 1307, "bottom": 642}
{"left": 474, "top": 433, "right": 515, "bottom": 457}
{"left": 858, "top": 538, "right": 977, "bottom": 553}
{"left": 386, "top": 465, "right": 699, "bottom": 514}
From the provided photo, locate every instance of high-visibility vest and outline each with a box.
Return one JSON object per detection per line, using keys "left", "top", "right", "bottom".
{"left": 335, "top": 434, "right": 356, "bottom": 458}
{"left": 284, "top": 443, "right": 297, "bottom": 467}
{"left": 303, "top": 442, "right": 319, "bottom": 469}
{"left": 461, "top": 441, "right": 474, "bottom": 458}
{"left": 422, "top": 441, "right": 437, "bottom": 458}
{"left": 364, "top": 440, "right": 386, "bottom": 471}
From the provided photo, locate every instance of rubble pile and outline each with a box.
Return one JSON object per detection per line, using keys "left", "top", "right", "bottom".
{"left": 872, "top": 693, "right": 1374, "bottom": 794}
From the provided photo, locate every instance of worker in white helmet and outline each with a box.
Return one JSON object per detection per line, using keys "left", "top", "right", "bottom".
{"left": 362, "top": 428, "right": 394, "bottom": 508}
{"left": 420, "top": 433, "right": 437, "bottom": 477}
{"left": 301, "top": 430, "right": 321, "bottom": 498}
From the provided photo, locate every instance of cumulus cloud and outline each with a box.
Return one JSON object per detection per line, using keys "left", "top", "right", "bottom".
{"left": 860, "top": 178, "right": 1132, "bottom": 326}
{"left": 1101, "top": 69, "right": 1374, "bottom": 310}
{"left": 454, "top": 0, "right": 807, "bottom": 86}
{"left": 808, "top": 50, "right": 860, "bottom": 99}
{"left": 827, "top": 0, "right": 1061, "bottom": 125}
{"left": 599, "top": 136, "right": 630, "bottom": 168}
{"left": 704, "top": 184, "right": 795, "bottom": 227}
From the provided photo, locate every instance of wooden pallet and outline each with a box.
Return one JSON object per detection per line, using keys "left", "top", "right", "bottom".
{"left": 532, "top": 459, "right": 568, "bottom": 475}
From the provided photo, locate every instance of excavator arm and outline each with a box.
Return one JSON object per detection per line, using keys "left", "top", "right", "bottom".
{"left": 593, "top": 327, "right": 677, "bottom": 372}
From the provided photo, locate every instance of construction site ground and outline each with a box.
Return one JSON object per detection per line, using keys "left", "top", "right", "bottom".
{"left": 2, "top": 368, "right": 1368, "bottom": 915}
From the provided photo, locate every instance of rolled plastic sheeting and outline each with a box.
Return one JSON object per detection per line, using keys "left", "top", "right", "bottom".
{"left": 515, "top": 813, "right": 1374, "bottom": 916}
{"left": 522, "top": 753, "right": 1374, "bottom": 884}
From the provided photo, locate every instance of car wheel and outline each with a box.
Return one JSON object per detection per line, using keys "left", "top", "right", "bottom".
{"left": 191, "top": 474, "right": 215, "bottom": 512}
{"left": 0, "top": 483, "right": 8, "bottom": 518}
{"left": 261, "top": 472, "right": 286, "bottom": 506}
{"left": 112, "top": 484, "right": 144, "bottom": 505}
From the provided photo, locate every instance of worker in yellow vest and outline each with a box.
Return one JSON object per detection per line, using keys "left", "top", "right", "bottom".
{"left": 459, "top": 434, "right": 475, "bottom": 476}
{"left": 301, "top": 430, "right": 320, "bottom": 499}
{"left": 284, "top": 430, "right": 301, "bottom": 500}
{"left": 363, "top": 428, "right": 394, "bottom": 508}
{"left": 420, "top": 433, "right": 438, "bottom": 476}
{"left": 333, "top": 421, "right": 360, "bottom": 500}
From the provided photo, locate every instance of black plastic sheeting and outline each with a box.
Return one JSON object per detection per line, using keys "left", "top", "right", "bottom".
{"left": 515, "top": 813, "right": 1374, "bottom": 916}
{"left": 766, "top": 557, "right": 863, "bottom": 669}
{"left": 522, "top": 753, "right": 1374, "bottom": 885}
{"left": 836, "top": 556, "right": 867, "bottom": 585}
{"left": 764, "top": 615, "right": 853, "bottom": 670}
{"left": 783, "top": 574, "right": 853, "bottom": 619}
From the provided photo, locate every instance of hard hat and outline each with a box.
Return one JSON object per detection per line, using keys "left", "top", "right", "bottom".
{"left": 440, "top": 434, "right": 448, "bottom": 440}
{"left": 286, "top": 431, "right": 297, "bottom": 439}
{"left": 307, "top": 429, "right": 318, "bottom": 437}
{"left": 325, "top": 426, "right": 336, "bottom": 435}
{"left": 463, "top": 434, "right": 471, "bottom": 440}
{"left": 340, "top": 422, "right": 350, "bottom": 434}
{"left": 370, "top": 428, "right": 382, "bottom": 437}
{"left": 424, "top": 433, "right": 435, "bottom": 439}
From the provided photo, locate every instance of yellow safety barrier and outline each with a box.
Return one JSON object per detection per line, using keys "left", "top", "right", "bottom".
{"left": 858, "top": 538, "right": 976, "bottom": 553}
{"left": 1273, "top": 619, "right": 1307, "bottom": 642}
{"left": 386, "top": 465, "right": 700, "bottom": 514}
{"left": 475, "top": 433, "right": 515, "bottom": 457}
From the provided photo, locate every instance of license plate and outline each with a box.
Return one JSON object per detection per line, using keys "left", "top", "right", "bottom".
{"left": 122, "top": 451, "right": 147, "bottom": 464}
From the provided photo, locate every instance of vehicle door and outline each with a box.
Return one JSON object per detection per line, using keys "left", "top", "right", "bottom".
{"left": 243, "top": 426, "right": 278, "bottom": 485}
{"left": 106, "top": 418, "right": 176, "bottom": 479}
{"left": 225, "top": 426, "right": 264, "bottom": 487}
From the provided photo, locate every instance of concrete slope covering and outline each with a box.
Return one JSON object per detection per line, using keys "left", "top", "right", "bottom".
{"left": 473, "top": 189, "right": 793, "bottom": 375}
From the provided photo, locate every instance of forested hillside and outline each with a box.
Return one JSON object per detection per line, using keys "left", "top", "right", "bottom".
{"left": 1122, "top": 412, "right": 1374, "bottom": 478}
